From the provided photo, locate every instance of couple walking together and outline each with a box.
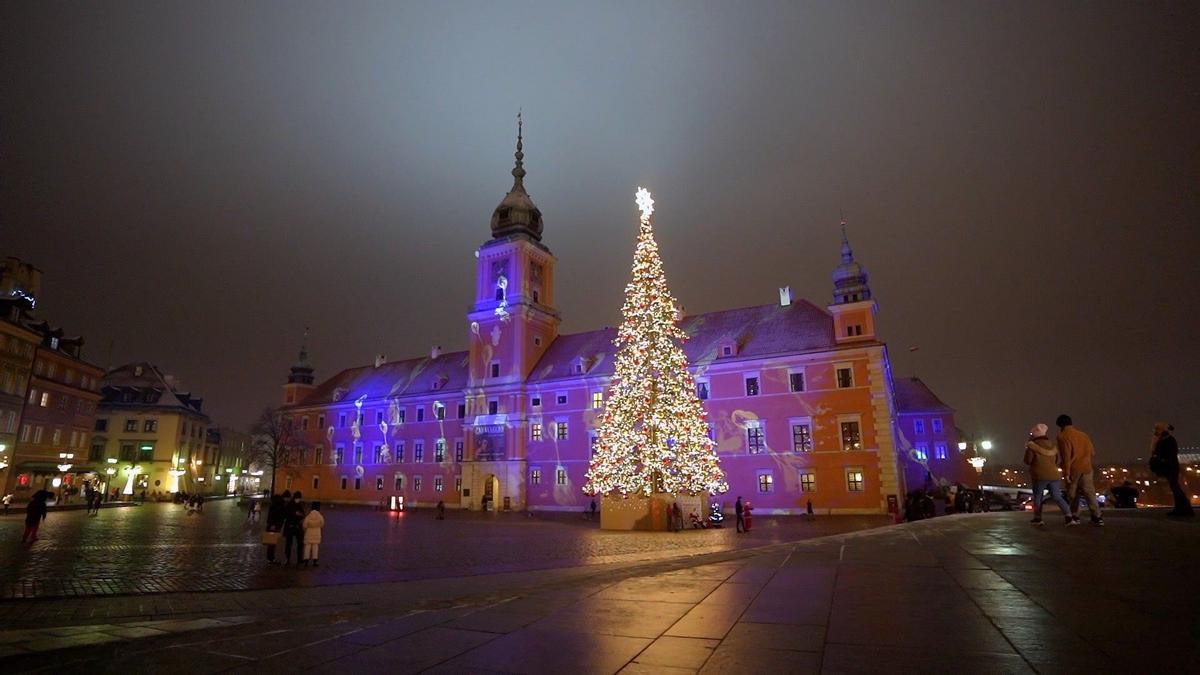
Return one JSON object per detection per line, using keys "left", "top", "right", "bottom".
{"left": 264, "top": 490, "right": 325, "bottom": 566}
{"left": 1024, "top": 415, "right": 1103, "bottom": 526}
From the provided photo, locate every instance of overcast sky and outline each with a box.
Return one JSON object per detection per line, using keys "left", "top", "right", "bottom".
{"left": 3, "top": 1, "right": 1197, "bottom": 463}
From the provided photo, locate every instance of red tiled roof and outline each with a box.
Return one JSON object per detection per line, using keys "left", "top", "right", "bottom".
{"left": 893, "top": 377, "right": 954, "bottom": 413}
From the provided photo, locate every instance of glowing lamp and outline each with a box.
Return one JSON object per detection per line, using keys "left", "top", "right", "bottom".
{"left": 980, "top": 440, "right": 993, "bottom": 451}
{"left": 52, "top": 477, "right": 63, "bottom": 488}
{"left": 957, "top": 442, "right": 968, "bottom": 451}
{"left": 967, "top": 457, "right": 987, "bottom": 471}
{"left": 57, "top": 464, "right": 73, "bottom": 473}
{"left": 107, "top": 458, "right": 118, "bottom": 464}
{"left": 106, "top": 468, "right": 116, "bottom": 475}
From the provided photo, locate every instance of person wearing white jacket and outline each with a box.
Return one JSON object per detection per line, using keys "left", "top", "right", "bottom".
{"left": 301, "top": 501, "right": 325, "bottom": 567}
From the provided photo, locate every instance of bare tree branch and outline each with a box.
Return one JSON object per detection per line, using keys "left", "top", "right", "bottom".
{"left": 249, "top": 406, "right": 308, "bottom": 495}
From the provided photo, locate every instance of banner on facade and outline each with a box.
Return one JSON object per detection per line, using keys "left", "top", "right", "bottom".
{"left": 474, "top": 425, "right": 506, "bottom": 461}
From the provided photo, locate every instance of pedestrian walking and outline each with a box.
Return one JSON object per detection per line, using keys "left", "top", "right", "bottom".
{"left": 264, "top": 492, "right": 287, "bottom": 565}
{"left": 196, "top": 494, "right": 204, "bottom": 513}
{"left": 589, "top": 498, "right": 597, "bottom": 521}
{"left": 283, "top": 491, "right": 306, "bottom": 565}
{"left": 251, "top": 499, "right": 261, "bottom": 523}
{"left": 3, "top": 493, "right": 12, "bottom": 514}
{"left": 90, "top": 490, "right": 102, "bottom": 515}
{"left": 735, "top": 496, "right": 745, "bottom": 533}
{"left": 806, "top": 499, "right": 814, "bottom": 519}
{"left": 1024, "top": 423, "right": 1073, "bottom": 525}
{"left": 1150, "top": 422, "right": 1194, "bottom": 517}
{"left": 436, "top": 500, "right": 446, "bottom": 520}
{"left": 302, "top": 501, "right": 324, "bottom": 567}
{"left": 22, "top": 490, "right": 49, "bottom": 542}
{"left": 1056, "top": 414, "right": 1103, "bottom": 526}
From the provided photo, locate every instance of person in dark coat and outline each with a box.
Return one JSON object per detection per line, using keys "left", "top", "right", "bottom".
{"left": 1153, "top": 423, "right": 1193, "bottom": 517}
{"left": 22, "top": 490, "right": 50, "bottom": 542}
{"left": 282, "top": 491, "right": 306, "bottom": 565}
{"left": 735, "top": 496, "right": 745, "bottom": 533}
{"left": 265, "top": 492, "right": 288, "bottom": 564}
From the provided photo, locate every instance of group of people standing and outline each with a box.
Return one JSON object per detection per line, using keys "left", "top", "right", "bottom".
{"left": 262, "top": 490, "right": 324, "bottom": 567}
{"left": 1024, "top": 415, "right": 1193, "bottom": 525}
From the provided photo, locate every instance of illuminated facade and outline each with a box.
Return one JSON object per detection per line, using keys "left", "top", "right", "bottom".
{"left": 277, "top": 131, "right": 959, "bottom": 515}
{"left": 93, "top": 363, "right": 212, "bottom": 498}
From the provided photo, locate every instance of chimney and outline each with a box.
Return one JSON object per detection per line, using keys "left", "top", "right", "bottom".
{"left": 374, "top": 355, "right": 386, "bottom": 368}
{"left": 779, "top": 286, "right": 792, "bottom": 307}
{"left": 431, "top": 345, "right": 442, "bottom": 360}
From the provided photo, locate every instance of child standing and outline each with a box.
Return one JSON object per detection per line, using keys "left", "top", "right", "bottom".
{"left": 302, "top": 501, "right": 324, "bottom": 567}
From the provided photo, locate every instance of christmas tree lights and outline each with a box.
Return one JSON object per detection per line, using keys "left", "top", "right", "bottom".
{"left": 583, "top": 188, "right": 729, "bottom": 497}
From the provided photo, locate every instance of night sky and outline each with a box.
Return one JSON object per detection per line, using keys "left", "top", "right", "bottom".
{"left": 2, "top": 2, "right": 1197, "bottom": 463}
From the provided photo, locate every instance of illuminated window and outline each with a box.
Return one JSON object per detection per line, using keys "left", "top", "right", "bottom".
{"left": 373, "top": 444, "right": 385, "bottom": 463}
{"left": 932, "top": 418, "right": 944, "bottom": 434}
{"left": 138, "top": 443, "right": 153, "bottom": 461}
{"left": 353, "top": 445, "right": 363, "bottom": 464}
{"left": 747, "top": 427, "right": 765, "bottom": 454}
{"left": 531, "top": 468, "right": 542, "bottom": 485}
{"left": 915, "top": 444, "right": 928, "bottom": 461}
{"left": 435, "top": 476, "right": 444, "bottom": 492}
{"left": 124, "top": 419, "right": 138, "bottom": 432}
{"left": 413, "top": 476, "right": 422, "bottom": 492}
{"left": 455, "top": 440, "right": 464, "bottom": 462}
{"left": 27, "top": 388, "right": 37, "bottom": 405}
{"left": 696, "top": 380, "right": 710, "bottom": 400}
{"left": 334, "top": 445, "right": 344, "bottom": 464}
{"left": 789, "top": 372, "right": 805, "bottom": 392}
{"left": 376, "top": 476, "right": 384, "bottom": 491}
{"left": 757, "top": 472, "right": 774, "bottom": 493}
{"left": 791, "top": 423, "right": 812, "bottom": 452}
{"left": 397, "top": 408, "right": 406, "bottom": 423}
{"left": 556, "top": 468, "right": 567, "bottom": 485}
{"left": 846, "top": 468, "right": 865, "bottom": 492}
{"left": 556, "top": 422, "right": 568, "bottom": 440}
{"left": 592, "top": 391, "right": 603, "bottom": 409}
{"left": 455, "top": 476, "right": 462, "bottom": 492}
{"left": 800, "top": 472, "right": 816, "bottom": 492}
{"left": 435, "top": 439, "right": 446, "bottom": 463}
{"left": 836, "top": 367, "right": 854, "bottom": 388}
{"left": 32, "top": 426, "right": 43, "bottom": 443}
{"left": 840, "top": 421, "right": 862, "bottom": 451}
{"left": 744, "top": 376, "right": 759, "bottom": 396}
{"left": 914, "top": 419, "right": 925, "bottom": 435}
{"left": 531, "top": 423, "right": 542, "bottom": 441}
{"left": 40, "top": 392, "right": 50, "bottom": 407}
{"left": 394, "top": 441, "right": 405, "bottom": 462}
{"left": 143, "top": 420, "right": 157, "bottom": 432}
{"left": 934, "top": 443, "right": 948, "bottom": 460}
{"left": 414, "top": 442, "right": 424, "bottom": 463}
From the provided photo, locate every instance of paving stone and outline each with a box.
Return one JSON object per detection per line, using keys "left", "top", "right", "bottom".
{"left": 722, "top": 621, "right": 823, "bottom": 652}
{"left": 820, "top": 643, "right": 1034, "bottom": 674}
{"left": 441, "top": 626, "right": 650, "bottom": 675}
{"left": 664, "top": 603, "right": 745, "bottom": 640}
{"left": 530, "top": 597, "right": 692, "bottom": 639}
{"left": 699, "top": 643, "right": 820, "bottom": 674}
{"left": 633, "top": 635, "right": 719, "bottom": 669}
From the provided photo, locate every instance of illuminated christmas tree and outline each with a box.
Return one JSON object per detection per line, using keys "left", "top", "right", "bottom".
{"left": 584, "top": 188, "right": 728, "bottom": 497}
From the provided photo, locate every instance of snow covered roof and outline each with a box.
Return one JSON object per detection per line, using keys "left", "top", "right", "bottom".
{"left": 297, "top": 350, "right": 471, "bottom": 407}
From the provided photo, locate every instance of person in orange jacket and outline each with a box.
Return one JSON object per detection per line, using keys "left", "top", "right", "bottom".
{"left": 1056, "top": 414, "right": 1103, "bottom": 526}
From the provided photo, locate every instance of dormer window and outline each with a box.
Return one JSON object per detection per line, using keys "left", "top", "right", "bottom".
{"left": 718, "top": 339, "right": 737, "bottom": 357}
{"left": 571, "top": 357, "right": 589, "bottom": 375}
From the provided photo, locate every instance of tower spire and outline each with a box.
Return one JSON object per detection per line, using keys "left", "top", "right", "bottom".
{"left": 287, "top": 327, "right": 315, "bottom": 385}
{"left": 511, "top": 110, "right": 526, "bottom": 192}
{"left": 840, "top": 213, "right": 854, "bottom": 264}
{"left": 832, "top": 216, "right": 871, "bottom": 305}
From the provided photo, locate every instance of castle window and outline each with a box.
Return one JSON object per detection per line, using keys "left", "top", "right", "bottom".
{"left": 935, "top": 443, "right": 948, "bottom": 460}
{"left": 915, "top": 444, "right": 929, "bottom": 461}
{"left": 457, "top": 403, "right": 466, "bottom": 419}
{"left": 747, "top": 426, "right": 765, "bottom": 454}
{"left": 414, "top": 442, "right": 424, "bottom": 463}
{"left": 757, "top": 471, "right": 774, "bottom": 494}
{"left": 792, "top": 423, "right": 813, "bottom": 452}
{"left": 789, "top": 371, "right": 805, "bottom": 392}
{"left": 840, "top": 421, "right": 862, "bottom": 451}
{"left": 498, "top": 207, "right": 511, "bottom": 221}
{"left": 455, "top": 440, "right": 464, "bottom": 462}
{"left": 800, "top": 472, "right": 816, "bottom": 492}
{"left": 556, "top": 468, "right": 567, "bottom": 485}
{"left": 696, "top": 380, "right": 710, "bottom": 400}
{"left": 914, "top": 419, "right": 925, "bottom": 435}
{"left": 556, "top": 422, "right": 568, "bottom": 440}
{"left": 394, "top": 474, "right": 404, "bottom": 491}
{"left": 836, "top": 367, "right": 854, "bottom": 389}
{"left": 312, "top": 476, "right": 320, "bottom": 490}
{"left": 932, "top": 418, "right": 944, "bottom": 434}
{"left": 491, "top": 362, "right": 501, "bottom": 378}
{"left": 489, "top": 400, "right": 499, "bottom": 415}
{"left": 531, "top": 423, "right": 542, "bottom": 441}
{"left": 376, "top": 476, "right": 384, "bottom": 491}
{"left": 530, "top": 468, "right": 542, "bottom": 485}
{"left": 531, "top": 396, "right": 541, "bottom": 408}
{"left": 417, "top": 407, "right": 424, "bottom": 422}
{"left": 846, "top": 468, "right": 865, "bottom": 492}
{"left": 591, "top": 391, "right": 603, "bottom": 409}
{"left": 435, "top": 476, "right": 444, "bottom": 492}
{"left": 744, "top": 376, "right": 760, "bottom": 397}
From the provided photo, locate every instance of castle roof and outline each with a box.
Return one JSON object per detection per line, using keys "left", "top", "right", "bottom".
{"left": 294, "top": 299, "right": 848, "bottom": 405}
{"left": 893, "top": 377, "right": 954, "bottom": 414}
{"left": 101, "top": 362, "right": 208, "bottom": 416}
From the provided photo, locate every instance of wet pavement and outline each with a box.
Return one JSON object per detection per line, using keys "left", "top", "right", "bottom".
{"left": 1, "top": 509, "right": 1196, "bottom": 672}
{"left": 0, "top": 500, "right": 888, "bottom": 599}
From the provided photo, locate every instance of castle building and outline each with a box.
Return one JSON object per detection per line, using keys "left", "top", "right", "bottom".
{"left": 275, "top": 130, "right": 958, "bottom": 515}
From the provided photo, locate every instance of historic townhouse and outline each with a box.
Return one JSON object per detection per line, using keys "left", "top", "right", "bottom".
{"left": 275, "top": 133, "right": 958, "bottom": 515}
